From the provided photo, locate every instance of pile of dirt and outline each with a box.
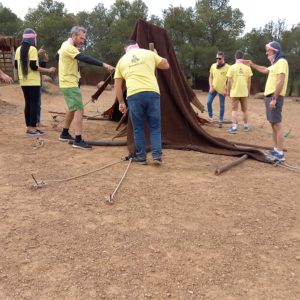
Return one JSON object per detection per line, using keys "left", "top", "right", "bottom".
{"left": 0, "top": 99, "right": 17, "bottom": 114}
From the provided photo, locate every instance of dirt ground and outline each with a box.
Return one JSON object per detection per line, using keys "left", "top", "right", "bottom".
{"left": 0, "top": 82, "right": 299, "bottom": 300}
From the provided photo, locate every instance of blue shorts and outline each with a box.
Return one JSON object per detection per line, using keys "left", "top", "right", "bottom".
{"left": 265, "top": 95, "right": 284, "bottom": 123}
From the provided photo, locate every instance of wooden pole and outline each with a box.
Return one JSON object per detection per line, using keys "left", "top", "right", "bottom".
{"left": 215, "top": 154, "right": 248, "bottom": 176}
{"left": 115, "top": 113, "right": 127, "bottom": 131}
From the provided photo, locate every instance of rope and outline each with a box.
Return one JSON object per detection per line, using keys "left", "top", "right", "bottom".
{"left": 31, "top": 159, "right": 123, "bottom": 188}
{"left": 272, "top": 161, "right": 300, "bottom": 172}
{"left": 282, "top": 162, "right": 300, "bottom": 170}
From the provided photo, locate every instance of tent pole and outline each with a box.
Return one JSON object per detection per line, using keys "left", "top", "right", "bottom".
{"left": 215, "top": 154, "right": 248, "bottom": 175}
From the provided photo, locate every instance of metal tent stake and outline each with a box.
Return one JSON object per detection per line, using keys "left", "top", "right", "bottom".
{"left": 106, "top": 158, "right": 132, "bottom": 204}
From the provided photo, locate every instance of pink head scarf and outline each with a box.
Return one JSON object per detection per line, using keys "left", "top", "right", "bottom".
{"left": 22, "top": 28, "right": 37, "bottom": 46}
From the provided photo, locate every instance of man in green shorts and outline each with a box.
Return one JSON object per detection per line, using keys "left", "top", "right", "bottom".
{"left": 58, "top": 26, "right": 114, "bottom": 149}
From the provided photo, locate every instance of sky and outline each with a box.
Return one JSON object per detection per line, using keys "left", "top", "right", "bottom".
{"left": 0, "top": 0, "right": 299, "bottom": 34}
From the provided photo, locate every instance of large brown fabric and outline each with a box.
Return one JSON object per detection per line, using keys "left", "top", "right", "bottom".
{"left": 124, "top": 19, "right": 268, "bottom": 163}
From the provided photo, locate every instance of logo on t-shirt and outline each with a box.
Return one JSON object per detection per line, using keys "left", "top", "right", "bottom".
{"left": 131, "top": 55, "right": 140, "bottom": 64}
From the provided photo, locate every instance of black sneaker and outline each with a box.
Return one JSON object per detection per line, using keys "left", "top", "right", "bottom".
{"left": 59, "top": 133, "right": 75, "bottom": 142}
{"left": 152, "top": 158, "right": 162, "bottom": 165}
{"left": 72, "top": 140, "right": 92, "bottom": 150}
{"left": 131, "top": 157, "right": 147, "bottom": 165}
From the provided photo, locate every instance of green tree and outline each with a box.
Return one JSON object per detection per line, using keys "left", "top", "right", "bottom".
{"left": 148, "top": 15, "right": 163, "bottom": 27}
{"left": 193, "top": 0, "right": 245, "bottom": 74}
{"left": 106, "top": 0, "right": 149, "bottom": 64}
{"left": 76, "top": 4, "right": 110, "bottom": 60}
{"left": 75, "top": 3, "right": 111, "bottom": 78}
{"left": 238, "top": 20, "right": 288, "bottom": 90}
{"left": 262, "top": 19, "right": 286, "bottom": 41}
{"left": 0, "top": 4, "right": 23, "bottom": 36}
{"left": 194, "top": 0, "right": 244, "bottom": 48}
{"left": 163, "top": 5, "right": 196, "bottom": 80}
{"left": 162, "top": 0, "right": 245, "bottom": 86}
{"left": 23, "top": 0, "right": 75, "bottom": 63}
{"left": 282, "top": 25, "right": 300, "bottom": 95}
{"left": 75, "top": 0, "right": 150, "bottom": 67}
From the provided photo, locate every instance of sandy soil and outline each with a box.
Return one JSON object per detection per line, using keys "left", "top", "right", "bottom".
{"left": 0, "top": 83, "right": 300, "bottom": 300}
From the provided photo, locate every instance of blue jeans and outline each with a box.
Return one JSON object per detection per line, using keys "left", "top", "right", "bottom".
{"left": 207, "top": 91, "right": 225, "bottom": 121}
{"left": 127, "top": 91, "right": 162, "bottom": 160}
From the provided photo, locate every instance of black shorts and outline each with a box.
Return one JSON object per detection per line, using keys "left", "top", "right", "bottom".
{"left": 265, "top": 95, "right": 284, "bottom": 123}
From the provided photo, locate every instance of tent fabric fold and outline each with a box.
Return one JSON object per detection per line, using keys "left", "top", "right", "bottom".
{"left": 124, "top": 19, "right": 268, "bottom": 163}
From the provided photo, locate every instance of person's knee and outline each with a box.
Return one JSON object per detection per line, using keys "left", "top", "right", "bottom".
{"left": 273, "top": 122, "right": 282, "bottom": 130}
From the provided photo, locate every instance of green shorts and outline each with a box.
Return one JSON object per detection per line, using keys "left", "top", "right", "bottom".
{"left": 62, "top": 87, "right": 83, "bottom": 111}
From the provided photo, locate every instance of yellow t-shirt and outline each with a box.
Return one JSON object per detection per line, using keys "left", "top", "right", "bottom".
{"left": 209, "top": 63, "right": 230, "bottom": 94}
{"left": 58, "top": 41, "right": 81, "bottom": 88}
{"left": 15, "top": 46, "right": 40, "bottom": 86}
{"left": 226, "top": 63, "right": 253, "bottom": 97}
{"left": 114, "top": 48, "right": 163, "bottom": 97}
{"left": 264, "top": 58, "right": 289, "bottom": 96}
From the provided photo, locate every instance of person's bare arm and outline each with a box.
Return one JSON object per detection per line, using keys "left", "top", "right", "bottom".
{"left": 44, "top": 53, "right": 49, "bottom": 63}
{"left": 103, "top": 63, "right": 115, "bottom": 72}
{"left": 157, "top": 58, "right": 169, "bottom": 70}
{"left": 269, "top": 73, "right": 285, "bottom": 109}
{"left": 115, "top": 78, "right": 127, "bottom": 114}
{"left": 250, "top": 62, "right": 269, "bottom": 74}
{"left": 226, "top": 77, "right": 232, "bottom": 96}
{"left": 241, "top": 59, "right": 269, "bottom": 74}
{"left": 209, "top": 72, "right": 214, "bottom": 93}
{"left": 248, "top": 77, "right": 252, "bottom": 97}
{"left": 37, "top": 66, "right": 56, "bottom": 74}
{"left": 273, "top": 73, "right": 285, "bottom": 99}
{"left": 0, "top": 69, "right": 13, "bottom": 84}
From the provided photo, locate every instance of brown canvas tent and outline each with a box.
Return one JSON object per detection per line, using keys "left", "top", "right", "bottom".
{"left": 91, "top": 19, "right": 269, "bottom": 163}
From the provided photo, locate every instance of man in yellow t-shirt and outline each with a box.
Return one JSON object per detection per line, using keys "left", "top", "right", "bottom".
{"left": 207, "top": 51, "right": 230, "bottom": 128}
{"left": 114, "top": 40, "right": 169, "bottom": 164}
{"left": 226, "top": 50, "right": 253, "bottom": 134}
{"left": 57, "top": 26, "right": 114, "bottom": 149}
{"left": 242, "top": 41, "right": 289, "bottom": 162}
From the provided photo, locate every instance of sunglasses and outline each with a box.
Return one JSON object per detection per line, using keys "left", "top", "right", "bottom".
{"left": 216, "top": 57, "right": 222, "bottom": 60}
